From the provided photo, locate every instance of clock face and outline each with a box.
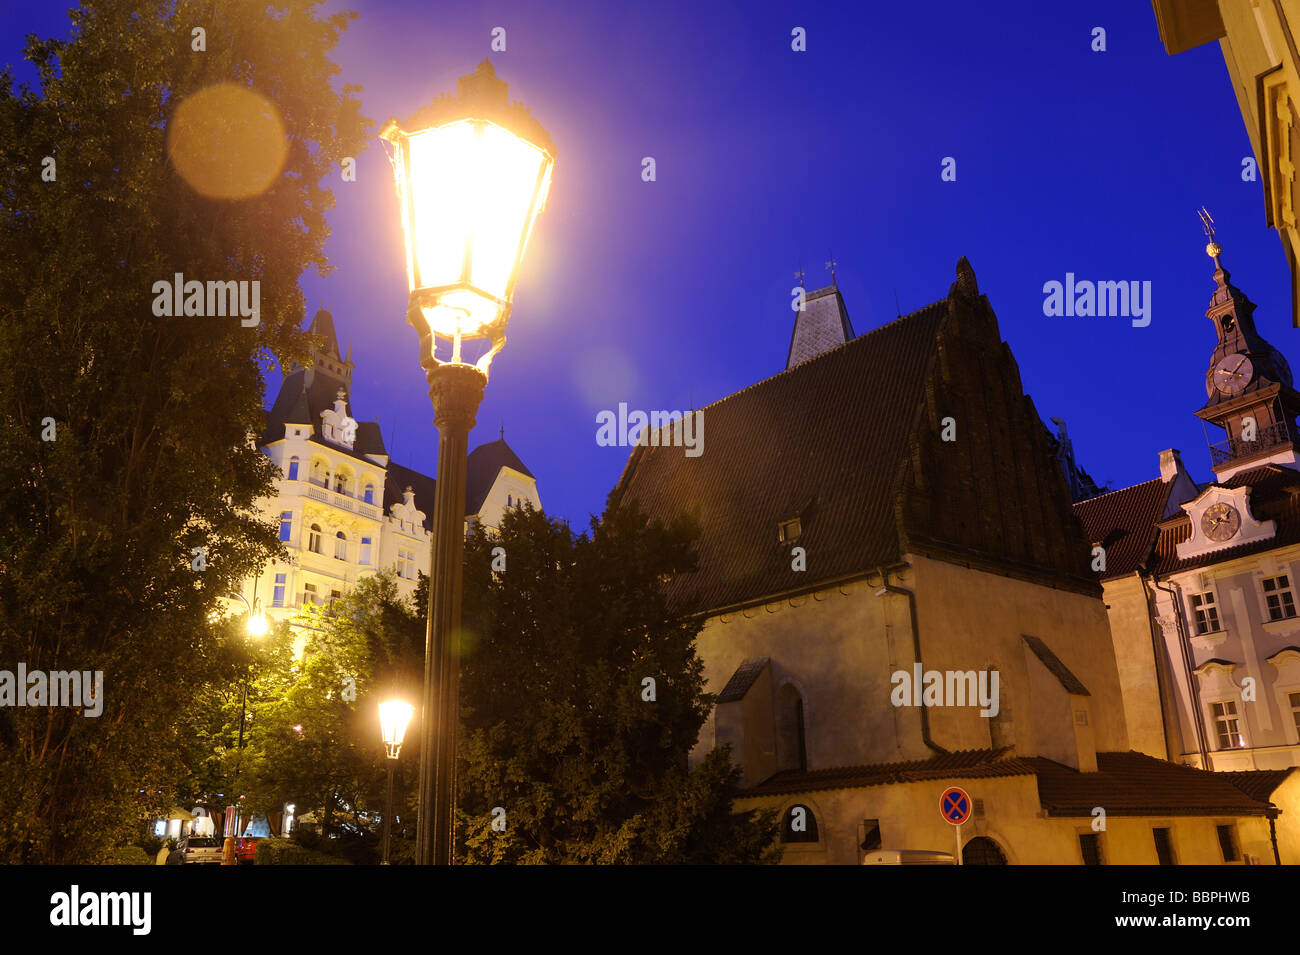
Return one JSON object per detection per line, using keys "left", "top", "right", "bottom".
{"left": 1212, "top": 354, "right": 1254, "bottom": 395}
{"left": 1201, "top": 503, "right": 1241, "bottom": 542}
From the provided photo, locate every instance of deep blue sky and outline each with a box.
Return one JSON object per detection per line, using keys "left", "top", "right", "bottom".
{"left": 4, "top": 1, "right": 1292, "bottom": 524}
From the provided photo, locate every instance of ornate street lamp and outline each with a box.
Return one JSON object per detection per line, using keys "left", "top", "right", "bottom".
{"left": 378, "top": 699, "right": 415, "bottom": 865}
{"left": 380, "top": 58, "right": 554, "bottom": 867}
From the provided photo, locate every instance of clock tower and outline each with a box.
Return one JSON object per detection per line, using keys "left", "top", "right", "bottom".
{"left": 1194, "top": 230, "right": 1300, "bottom": 480}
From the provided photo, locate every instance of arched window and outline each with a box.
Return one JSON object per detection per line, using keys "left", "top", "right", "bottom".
{"left": 335, "top": 471, "right": 348, "bottom": 495}
{"left": 507, "top": 494, "right": 513, "bottom": 507}
{"left": 308, "top": 524, "right": 322, "bottom": 554}
{"left": 363, "top": 483, "right": 375, "bottom": 505}
{"left": 287, "top": 456, "right": 299, "bottom": 481}
{"left": 962, "top": 837, "right": 1007, "bottom": 865}
{"left": 335, "top": 531, "right": 347, "bottom": 561}
{"left": 775, "top": 684, "right": 807, "bottom": 772}
{"left": 781, "top": 804, "right": 819, "bottom": 843}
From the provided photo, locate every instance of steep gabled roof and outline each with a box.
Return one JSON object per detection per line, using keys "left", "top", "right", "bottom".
{"left": 1223, "top": 767, "right": 1297, "bottom": 803}
{"left": 614, "top": 301, "right": 948, "bottom": 614}
{"left": 742, "top": 748, "right": 1035, "bottom": 796}
{"left": 466, "top": 438, "right": 535, "bottom": 516}
{"left": 1072, "top": 478, "right": 1171, "bottom": 581}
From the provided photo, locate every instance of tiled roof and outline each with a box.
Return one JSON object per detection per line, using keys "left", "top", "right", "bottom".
{"left": 615, "top": 301, "right": 950, "bottom": 614}
{"left": 742, "top": 748, "right": 1035, "bottom": 796}
{"left": 1022, "top": 634, "right": 1090, "bottom": 695}
{"left": 1222, "top": 767, "right": 1297, "bottom": 803}
{"left": 466, "top": 438, "right": 535, "bottom": 516}
{"left": 1152, "top": 464, "right": 1300, "bottom": 575}
{"left": 744, "top": 749, "right": 1278, "bottom": 817}
{"left": 716, "top": 659, "right": 769, "bottom": 704}
{"left": 1030, "top": 751, "right": 1276, "bottom": 817}
{"left": 1072, "top": 478, "right": 1171, "bottom": 581}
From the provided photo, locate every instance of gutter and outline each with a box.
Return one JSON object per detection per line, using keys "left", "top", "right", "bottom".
{"left": 1146, "top": 571, "right": 1211, "bottom": 771}
{"left": 876, "top": 566, "right": 948, "bottom": 755}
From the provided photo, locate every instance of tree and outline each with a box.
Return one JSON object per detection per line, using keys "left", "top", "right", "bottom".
{"left": 238, "top": 572, "right": 424, "bottom": 861}
{"left": 0, "top": 0, "right": 368, "bottom": 862}
{"left": 454, "top": 498, "right": 781, "bottom": 864}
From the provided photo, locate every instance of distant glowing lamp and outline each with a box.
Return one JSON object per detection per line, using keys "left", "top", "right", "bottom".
{"left": 245, "top": 598, "right": 269, "bottom": 638}
{"left": 379, "top": 58, "right": 554, "bottom": 375}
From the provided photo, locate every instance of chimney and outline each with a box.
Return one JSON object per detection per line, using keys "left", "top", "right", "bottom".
{"left": 1159, "top": 449, "right": 1185, "bottom": 484}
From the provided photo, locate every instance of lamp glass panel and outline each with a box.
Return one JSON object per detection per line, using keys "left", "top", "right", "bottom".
{"left": 406, "top": 121, "right": 477, "bottom": 291}
{"left": 379, "top": 700, "right": 414, "bottom": 746}
{"left": 468, "top": 123, "right": 548, "bottom": 299}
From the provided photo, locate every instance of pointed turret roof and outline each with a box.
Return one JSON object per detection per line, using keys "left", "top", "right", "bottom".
{"left": 309, "top": 308, "right": 341, "bottom": 360}
{"left": 786, "top": 285, "right": 855, "bottom": 369}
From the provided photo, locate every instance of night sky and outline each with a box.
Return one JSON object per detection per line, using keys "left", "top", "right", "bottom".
{"left": 4, "top": 0, "right": 1291, "bottom": 526}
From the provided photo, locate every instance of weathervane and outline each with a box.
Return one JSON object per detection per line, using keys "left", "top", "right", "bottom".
{"left": 1199, "top": 206, "right": 1222, "bottom": 260}
{"left": 825, "top": 251, "right": 838, "bottom": 286}
{"left": 794, "top": 265, "right": 806, "bottom": 289}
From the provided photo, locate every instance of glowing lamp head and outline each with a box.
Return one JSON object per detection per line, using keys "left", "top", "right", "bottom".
{"left": 380, "top": 59, "right": 554, "bottom": 376}
{"left": 379, "top": 699, "right": 415, "bottom": 759}
{"left": 245, "top": 610, "right": 269, "bottom": 638}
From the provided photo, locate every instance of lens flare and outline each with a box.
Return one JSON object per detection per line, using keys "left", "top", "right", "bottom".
{"left": 166, "top": 83, "right": 287, "bottom": 199}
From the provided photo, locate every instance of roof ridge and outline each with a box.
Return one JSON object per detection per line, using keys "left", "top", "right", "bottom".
{"left": 1072, "top": 475, "right": 1165, "bottom": 507}
{"left": 696, "top": 298, "right": 948, "bottom": 419}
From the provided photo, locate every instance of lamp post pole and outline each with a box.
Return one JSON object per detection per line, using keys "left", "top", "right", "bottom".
{"left": 416, "top": 363, "right": 485, "bottom": 867}
{"left": 382, "top": 757, "right": 398, "bottom": 865}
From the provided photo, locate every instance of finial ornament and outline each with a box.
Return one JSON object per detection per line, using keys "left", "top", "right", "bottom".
{"left": 825, "top": 251, "right": 838, "bottom": 286}
{"left": 1199, "top": 206, "right": 1222, "bottom": 259}
{"left": 794, "top": 266, "right": 806, "bottom": 288}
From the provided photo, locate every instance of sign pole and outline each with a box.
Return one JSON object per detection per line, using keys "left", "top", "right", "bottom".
{"left": 955, "top": 821, "right": 962, "bottom": 866}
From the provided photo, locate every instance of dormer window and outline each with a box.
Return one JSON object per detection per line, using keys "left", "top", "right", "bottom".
{"left": 778, "top": 518, "right": 802, "bottom": 542}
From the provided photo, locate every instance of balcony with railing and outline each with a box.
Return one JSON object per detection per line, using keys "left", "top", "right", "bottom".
{"left": 290, "top": 477, "right": 382, "bottom": 520}
{"left": 1208, "top": 419, "right": 1293, "bottom": 467}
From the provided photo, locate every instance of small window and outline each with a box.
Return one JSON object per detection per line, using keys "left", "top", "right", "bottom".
{"left": 778, "top": 518, "right": 802, "bottom": 543}
{"left": 1290, "top": 691, "right": 1300, "bottom": 738}
{"left": 1190, "top": 591, "right": 1220, "bottom": 634}
{"left": 278, "top": 511, "right": 293, "bottom": 543}
{"left": 1263, "top": 575, "right": 1297, "bottom": 620}
{"left": 303, "top": 583, "right": 318, "bottom": 605}
{"left": 1078, "top": 832, "right": 1104, "bottom": 866}
{"left": 364, "top": 484, "right": 374, "bottom": 505}
{"left": 287, "top": 457, "right": 299, "bottom": 481}
{"left": 507, "top": 494, "right": 513, "bottom": 507}
{"left": 1212, "top": 700, "right": 1244, "bottom": 748}
{"left": 335, "top": 531, "right": 347, "bottom": 561}
{"left": 1216, "top": 824, "right": 1239, "bottom": 862}
{"left": 1152, "top": 827, "right": 1176, "bottom": 866}
{"left": 360, "top": 537, "right": 372, "bottom": 566}
{"left": 781, "top": 805, "right": 819, "bottom": 843}
{"left": 308, "top": 524, "right": 322, "bottom": 554}
{"left": 272, "top": 573, "right": 286, "bottom": 608}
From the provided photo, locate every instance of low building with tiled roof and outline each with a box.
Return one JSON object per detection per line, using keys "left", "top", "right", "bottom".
{"left": 615, "top": 257, "right": 1284, "bottom": 864}
{"left": 227, "top": 308, "right": 541, "bottom": 631}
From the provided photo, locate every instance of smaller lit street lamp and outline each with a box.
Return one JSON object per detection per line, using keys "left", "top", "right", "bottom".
{"left": 378, "top": 699, "right": 415, "bottom": 865}
{"left": 380, "top": 58, "right": 554, "bottom": 866}
{"left": 220, "top": 590, "right": 269, "bottom": 863}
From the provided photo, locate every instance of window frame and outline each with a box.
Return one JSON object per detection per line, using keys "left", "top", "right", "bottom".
{"left": 1262, "top": 574, "right": 1298, "bottom": 621}
{"left": 1210, "top": 699, "right": 1245, "bottom": 749}
{"left": 1189, "top": 590, "right": 1221, "bottom": 635}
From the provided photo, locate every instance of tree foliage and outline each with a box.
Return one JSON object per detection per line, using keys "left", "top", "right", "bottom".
{"left": 455, "top": 497, "right": 781, "bottom": 864}
{"left": 0, "top": 0, "right": 368, "bottom": 862}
